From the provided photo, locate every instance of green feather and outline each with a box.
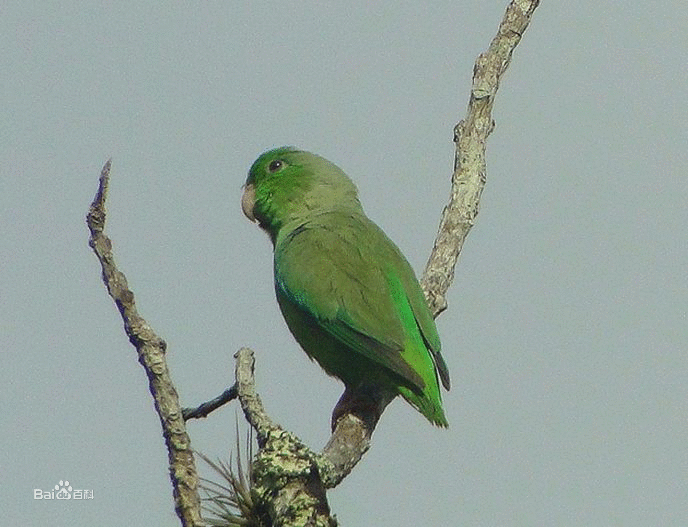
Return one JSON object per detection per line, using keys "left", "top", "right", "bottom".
{"left": 243, "top": 147, "right": 450, "bottom": 426}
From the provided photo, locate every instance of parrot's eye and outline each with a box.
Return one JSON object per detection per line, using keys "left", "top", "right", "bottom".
{"left": 268, "top": 159, "right": 284, "bottom": 173}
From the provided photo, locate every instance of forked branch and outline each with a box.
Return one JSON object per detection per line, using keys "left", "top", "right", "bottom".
{"left": 87, "top": 2, "right": 540, "bottom": 525}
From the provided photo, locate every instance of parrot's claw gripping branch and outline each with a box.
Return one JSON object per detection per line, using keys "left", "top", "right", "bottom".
{"left": 187, "top": 347, "right": 377, "bottom": 500}
{"left": 231, "top": 347, "right": 372, "bottom": 522}
{"left": 87, "top": 1, "right": 541, "bottom": 524}
{"left": 87, "top": 160, "right": 378, "bottom": 525}
{"left": 232, "top": 347, "right": 377, "bottom": 486}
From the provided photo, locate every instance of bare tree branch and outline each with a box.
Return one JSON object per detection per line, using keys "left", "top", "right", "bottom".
{"left": 314, "top": 0, "right": 542, "bottom": 497}
{"left": 183, "top": 385, "right": 238, "bottom": 420}
{"left": 234, "top": 348, "right": 336, "bottom": 526}
{"left": 422, "top": 0, "right": 541, "bottom": 316}
{"left": 87, "top": 2, "right": 540, "bottom": 525}
{"left": 86, "top": 160, "right": 204, "bottom": 527}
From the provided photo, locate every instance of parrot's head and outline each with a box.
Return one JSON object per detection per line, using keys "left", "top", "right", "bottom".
{"left": 242, "top": 147, "right": 362, "bottom": 241}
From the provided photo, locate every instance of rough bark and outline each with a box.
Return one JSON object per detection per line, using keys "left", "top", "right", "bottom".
{"left": 86, "top": 161, "right": 204, "bottom": 527}
{"left": 87, "top": 1, "right": 540, "bottom": 525}
{"left": 421, "top": 0, "right": 542, "bottom": 316}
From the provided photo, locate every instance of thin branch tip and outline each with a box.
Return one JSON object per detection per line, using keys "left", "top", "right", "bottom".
{"left": 421, "top": 0, "right": 540, "bottom": 316}
{"left": 87, "top": 2, "right": 541, "bottom": 523}
{"left": 182, "top": 384, "right": 239, "bottom": 420}
{"left": 86, "top": 159, "right": 204, "bottom": 526}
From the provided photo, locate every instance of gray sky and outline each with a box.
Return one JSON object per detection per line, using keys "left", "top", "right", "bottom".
{"left": 3, "top": 2, "right": 687, "bottom": 525}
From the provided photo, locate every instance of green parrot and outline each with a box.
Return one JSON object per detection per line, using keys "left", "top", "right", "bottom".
{"left": 241, "top": 147, "right": 450, "bottom": 428}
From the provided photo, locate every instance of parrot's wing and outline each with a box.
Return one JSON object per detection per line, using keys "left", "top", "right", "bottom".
{"left": 275, "top": 213, "right": 448, "bottom": 393}
{"left": 397, "top": 260, "right": 451, "bottom": 391}
{"left": 388, "top": 262, "right": 450, "bottom": 391}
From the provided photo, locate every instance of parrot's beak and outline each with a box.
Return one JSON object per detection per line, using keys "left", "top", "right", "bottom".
{"left": 241, "top": 184, "right": 257, "bottom": 222}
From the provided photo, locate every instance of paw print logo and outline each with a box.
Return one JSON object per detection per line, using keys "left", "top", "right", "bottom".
{"left": 55, "top": 480, "right": 72, "bottom": 500}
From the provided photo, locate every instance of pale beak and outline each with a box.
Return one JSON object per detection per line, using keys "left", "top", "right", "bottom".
{"left": 241, "top": 183, "right": 257, "bottom": 222}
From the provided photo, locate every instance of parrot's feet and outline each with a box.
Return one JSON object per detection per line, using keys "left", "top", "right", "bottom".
{"left": 331, "top": 384, "right": 395, "bottom": 433}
